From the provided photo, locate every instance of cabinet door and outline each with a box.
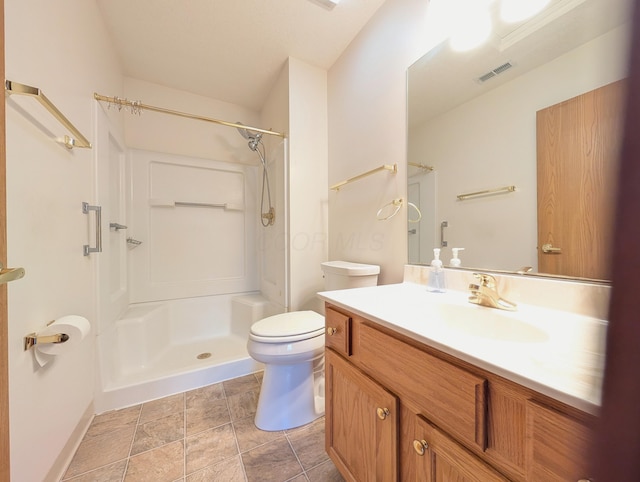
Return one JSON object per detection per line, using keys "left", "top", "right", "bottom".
{"left": 407, "top": 413, "right": 509, "bottom": 482}
{"left": 527, "top": 400, "right": 594, "bottom": 481}
{"left": 325, "top": 349, "right": 399, "bottom": 482}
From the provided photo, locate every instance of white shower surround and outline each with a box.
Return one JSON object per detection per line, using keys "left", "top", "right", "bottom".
{"left": 95, "top": 145, "right": 286, "bottom": 412}
{"left": 95, "top": 293, "right": 277, "bottom": 412}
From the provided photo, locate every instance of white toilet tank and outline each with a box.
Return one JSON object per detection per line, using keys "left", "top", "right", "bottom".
{"left": 321, "top": 261, "right": 380, "bottom": 291}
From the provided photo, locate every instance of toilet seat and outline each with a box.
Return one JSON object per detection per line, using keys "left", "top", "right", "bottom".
{"left": 249, "top": 311, "right": 324, "bottom": 343}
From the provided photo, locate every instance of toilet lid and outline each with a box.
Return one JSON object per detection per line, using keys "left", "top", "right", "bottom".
{"left": 251, "top": 311, "right": 325, "bottom": 338}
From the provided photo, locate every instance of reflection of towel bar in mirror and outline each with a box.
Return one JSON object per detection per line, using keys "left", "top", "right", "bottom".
{"left": 457, "top": 185, "right": 516, "bottom": 201}
{"left": 408, "top": 162, "right": 434, "bottom": 171}
{"left": 330, "top": 163, "right": 397, "bottom": 191}
{"left": 5, "top": 80, "right": 92, "bottom": 149}
{"left": 148, "top": 199, "right": 244, "bottom": 211}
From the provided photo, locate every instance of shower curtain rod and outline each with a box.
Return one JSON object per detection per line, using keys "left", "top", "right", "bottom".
{"left": 93, "top": 93, "right": 286, "bottom": 138}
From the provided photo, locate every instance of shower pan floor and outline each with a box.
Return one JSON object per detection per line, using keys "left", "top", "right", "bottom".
{"left": 98, "top": 333, "right": 262, "bottom": 412}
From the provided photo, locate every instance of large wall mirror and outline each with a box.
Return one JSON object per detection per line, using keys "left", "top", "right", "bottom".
{"left": 407, "top": 0, "right": 631, "bottom": 282}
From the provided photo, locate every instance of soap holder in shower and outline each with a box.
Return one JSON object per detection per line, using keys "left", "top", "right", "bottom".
{"left": 126, "top": 237, "right": 143, "bottom": 248}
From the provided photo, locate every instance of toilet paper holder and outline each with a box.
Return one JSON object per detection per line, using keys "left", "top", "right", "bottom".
{"left": 24, "top": 324, "right": 70, "bottom": 351}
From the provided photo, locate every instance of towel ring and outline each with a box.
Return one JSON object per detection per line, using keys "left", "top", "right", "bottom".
{"left": 376, "top": 198, "right": 403, "bottom": 221}
{"left": 408, "top": 202, "right": 422, "bottom": 223}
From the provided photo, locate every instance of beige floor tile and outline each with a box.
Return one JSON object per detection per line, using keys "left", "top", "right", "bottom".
{"left": 242, "top": 437, "right": 303, "bottom": 482}
{"left": 306, "top": 459, "right": 345, "bottom": 482}
{"left": 64, "top": 425, "right": 135, "bottom": 479}
{"left": 227, "top": 389, "right": 259, "bottom": 421}
{"left": 185, "top": 455, "right": 245, "bottom": 482}
{"left": 185, "top": 423, "right": 238, "bottom": 474}
{"left": 131, "top": 412, "right": 185, "bottom": 456}
{"left": 65, "top": 374, "right": 335, "bottom": 482}
{"left": 186, "top": 383, "right": 225, "bottom": 410}
{"left": 287, "top": 475, "right": 308, "bottom": 482}
{"left": 254, "top": 371, "right": 264, "bottom": 384}
{"left": 185, "top": 398, "right": 230, "bottom": 435}
{"left": 85, "top": 405, "right": 141, "bottom": 439}
{"left": 61, "top": 459, "right": 127, "bottom": 482}
{"left": 139, "top": 393, "right": 184, "bottom": 424}
{"left": 223, "top": 374, "right": 260, "bottom": 397}
{"left": 233, "top": 415, "right": 285, "bottom": 453}
{"left": 124, "top": 440, "right": 184, "bottom": 482}
{"left": 287, "top": 418, "right": 328, "bottom": 470}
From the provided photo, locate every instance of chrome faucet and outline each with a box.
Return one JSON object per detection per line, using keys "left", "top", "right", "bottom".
{"left": 468, "top": 273, "right": 517, "bottom": 311}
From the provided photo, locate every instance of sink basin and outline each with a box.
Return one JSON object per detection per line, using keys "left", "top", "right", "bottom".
{"left": 429, "top": 303, "right": 550, "bottom": 343}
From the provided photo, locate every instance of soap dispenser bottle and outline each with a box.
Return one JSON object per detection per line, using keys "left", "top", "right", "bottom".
{"left": 427, "top": 248, "right": 446, "bottom": 293}
{"left": 450, "top": 248, "right": 465, "bottom": 267}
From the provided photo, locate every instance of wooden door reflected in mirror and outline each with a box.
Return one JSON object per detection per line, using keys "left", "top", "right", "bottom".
{"left": 537, "top": 79, "right": 626, "bottom": 279}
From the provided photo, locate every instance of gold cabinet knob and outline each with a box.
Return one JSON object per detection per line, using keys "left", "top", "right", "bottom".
{"left": 326, "top": 327, "right": 338, "bottom": 336}
{"left": 413, "top": 439, "right": 429, "bottom": 456}
{"left": 577, "top": 479, "right": 593, "bottom": 482}
{"left": 376, "top": 407, "right": 390, "bottom": 420}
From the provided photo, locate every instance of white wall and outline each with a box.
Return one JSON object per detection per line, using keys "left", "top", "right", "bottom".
{"left": 258, "top": 58, "right": 329, "bottom": 314}
{"left": 287, "top": 58, "right": 329, "bottom": 312}
{"left": 4, "top": 0, "right": 123, "bottom": 480}
{"left": 327, "top": 0, "right": 431, "bottom": 284}
{"left": 260, "top": 63, "right": 290, "bottom": 312}
{"left": 123, "top": 78, "right": 262, "bottom": 166}
{"left": 410, "top": 25, "right": 629, "bottom": 272}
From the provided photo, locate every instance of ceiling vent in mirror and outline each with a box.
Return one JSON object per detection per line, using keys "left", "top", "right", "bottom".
{"left": 476, "top": 61, "right": 514, "bottom": 83}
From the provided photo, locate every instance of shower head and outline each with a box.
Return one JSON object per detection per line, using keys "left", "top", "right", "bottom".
{"left": 236, "top": 121, "right": 262, "bottom": 151}
{"left": 236, "top": 122, "right": 260, "bottom": 140}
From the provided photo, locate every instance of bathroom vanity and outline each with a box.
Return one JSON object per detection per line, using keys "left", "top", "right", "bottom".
{"left": 319, "top": 281, "right": 604, "bottom": 482}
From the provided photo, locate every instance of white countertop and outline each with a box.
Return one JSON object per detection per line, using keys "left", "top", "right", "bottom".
{"left": 318, "top": 282, "right": 607, "bottom": 415}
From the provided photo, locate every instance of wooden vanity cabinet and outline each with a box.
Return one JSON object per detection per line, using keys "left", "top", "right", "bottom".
{"left": 526, "top": 401, "right": 594, "bottom": 481}
{"left": 324, "top": 304, "right": 597, "bottom": 482}
{"left": 402, "top": 406, "right": 510, "bottom": 481}
{"left": 325, "top": 348, "right": 399, "bottom": 481}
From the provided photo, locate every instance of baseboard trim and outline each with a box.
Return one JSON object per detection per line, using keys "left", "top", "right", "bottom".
{"left": 43, "top": 401, "right": 94, "bottom": 482}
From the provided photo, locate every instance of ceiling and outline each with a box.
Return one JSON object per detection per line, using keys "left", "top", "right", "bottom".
{"left": 96, "top": 0, "right": 387, "bottom": 112}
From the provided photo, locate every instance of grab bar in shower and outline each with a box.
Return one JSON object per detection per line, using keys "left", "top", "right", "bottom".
{"left": 82, "top": 202, "right": 102, "bottom": 256}
{"left": 149, "top": 199, "right": 244, "bottom": 211}
{"left": 5, "top": 80, "right": 92, "bottom": 149}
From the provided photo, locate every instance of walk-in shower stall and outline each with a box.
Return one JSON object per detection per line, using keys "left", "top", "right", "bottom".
{"left": 93, "top": 96, "right": 288, "bottom": 412}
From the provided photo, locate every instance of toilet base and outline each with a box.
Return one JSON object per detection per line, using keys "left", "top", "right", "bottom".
{"left": 254, "top": 359, "right": 325, "bottom": 431}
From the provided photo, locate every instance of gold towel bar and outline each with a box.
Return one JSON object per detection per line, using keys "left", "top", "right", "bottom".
{"left": 457, "top": 185, "right": 516, "bottom": 201}
{"left": 5, "top": 80, "right": 92, "bottom": 149}
{"left": 330, "top": 164, "right": 397, "bottom": 191}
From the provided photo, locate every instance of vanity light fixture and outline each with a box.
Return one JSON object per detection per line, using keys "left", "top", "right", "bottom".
{"left": 307, "top": 0, "right": 340, "bottom": 10}
{"left": 449, "top": 7, "right": 493, "bottom": 51}
{"left": 500, "top": 0, "right": 552, "bottom": 23}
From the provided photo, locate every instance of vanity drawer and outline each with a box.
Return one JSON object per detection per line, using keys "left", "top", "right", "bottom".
{"left": 325, "top": 307, "right": 351, "bottom": 357}
{"left": 358, "top": 322, "right": 487, "bottom": 451}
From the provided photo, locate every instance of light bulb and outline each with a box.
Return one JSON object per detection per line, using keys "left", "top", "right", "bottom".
{"left": 450, "top": 9, "right": 492, "bottom": 51}
{"left": 500, "top": 0, "right": 551, "bottom": 23}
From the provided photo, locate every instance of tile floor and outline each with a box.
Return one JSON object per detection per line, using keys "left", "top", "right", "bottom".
{"left": 61, "top": 372, "right": 344, "bottom": 482}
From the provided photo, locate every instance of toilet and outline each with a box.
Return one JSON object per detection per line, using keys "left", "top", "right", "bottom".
{"left": 247, "top": 260, "right": 380, "bottom": 431}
